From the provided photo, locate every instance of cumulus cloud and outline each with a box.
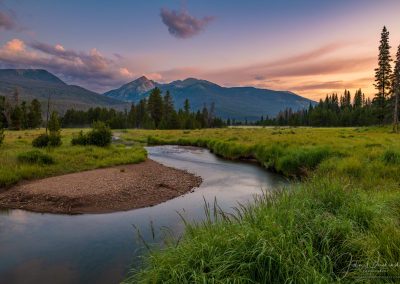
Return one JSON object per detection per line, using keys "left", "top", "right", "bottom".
{"left": 0, "top": 39, "right": 136, "bottom": 91}
{"left": 160, "top": 8, "right": 213, "bottom": 39}
{"left": 0, "top": 10, "right": 16, "bottom": 30}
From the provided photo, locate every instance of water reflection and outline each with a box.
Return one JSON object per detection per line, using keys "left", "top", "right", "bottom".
{"left": 0, "top": 146, "right": 285, "bottom": 284}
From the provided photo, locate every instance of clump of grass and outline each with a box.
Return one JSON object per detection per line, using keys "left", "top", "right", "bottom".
{"left": 129, "top": 178, "right": 399, "bottom": 283}
{"left": 17, "top": 150, "right": 55, "bottom": 165}
{"left": 275, "top": 147, "right": 333, "bottom": 176}
{"left": 382, "top": 149, "right": 400, "bottom": 165}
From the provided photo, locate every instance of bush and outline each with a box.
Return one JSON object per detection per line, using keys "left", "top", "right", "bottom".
{"left": 48, "top": 133, "right": 62, "bottom": 147}
{"left": 32, "top": 132, "right": 62, "bottom": 148}
{"left": 32, "top": 134, "right": 50, "bottom": 148}
{"left": 71, "top": 131, "right": 88, "bottom": 146}
{"left": 17, "top": 150, "right": 55, "bottom": 165}
{"left": 71, "top": 122, "right": 112, "bottom": 147}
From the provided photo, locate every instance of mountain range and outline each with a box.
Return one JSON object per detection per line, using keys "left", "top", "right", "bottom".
{"left": 104, "top": 76, "right": 315, "bottom": 120}
{"left": 0, "top": 69, "right": 127, "bottom": 112}
{"left": 0, "top": 69, "right": 315, "bottom": 120}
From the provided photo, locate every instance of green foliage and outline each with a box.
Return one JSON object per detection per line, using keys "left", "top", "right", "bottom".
{"left": 275, "top": 147, "right": 332, "bottom": 176}
{"left": 71, "top": 122, "right": 112, "bottom": 147}
{"left": 130, "top": 179, "right": 400, "bottom": 283}
{"left": 71, "top": 131, "right": 88, "bottom": 146}
{"left": 62, "top": 90, "right": 225, "bottom": 129}
{"left": 121, "top": 127, "right": 400, "bottom": 283}
{"left": 382, "top": 149, "right": 400, "bottom": 164}
{"left": 373, "top": 26, "right": 393, "bottom": 124}
{"left": 32, "top": 132, "right": 62, "bottom": 148}
{"left": 48, "top": 111, "right": 61, "bottom": 132}
{"left": 48, "top": 132, "right": 62, "bottom": 147}
{"left": 32, "top": 133, "right": 50, "bottom": 148}
{"left": 17, "top": 150, "right": 55, "bottom": 165}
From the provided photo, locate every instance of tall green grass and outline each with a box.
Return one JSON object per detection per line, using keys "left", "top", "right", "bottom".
{"left": 0, "top": 129, "right": 147, "bottom": 188}
{"left": 122, "top": 127, "right": 400, "bottom": 283}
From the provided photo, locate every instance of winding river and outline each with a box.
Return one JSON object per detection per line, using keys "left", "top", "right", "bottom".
{"left": 0, "top": 146, "right": 286, "bottom": 284}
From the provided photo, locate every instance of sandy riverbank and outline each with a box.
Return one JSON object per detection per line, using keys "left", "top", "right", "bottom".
{"left": 0, "top": 159, "right": 202, "bottom": 214}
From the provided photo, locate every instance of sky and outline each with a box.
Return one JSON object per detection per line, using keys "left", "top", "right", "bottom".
{"left": 0, "top": 0, "right": 400, "bottom": 100}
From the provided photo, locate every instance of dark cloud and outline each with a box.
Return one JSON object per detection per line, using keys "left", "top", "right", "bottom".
{"left": 160, "top": 8, "right": 213, "bottom": 39}
{"left": 0, "top": 10, "right": 16, "bottom": 30}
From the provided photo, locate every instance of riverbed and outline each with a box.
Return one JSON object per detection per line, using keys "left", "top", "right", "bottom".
{"left": 0, "top": 145, "right": 285, "bottom": 284}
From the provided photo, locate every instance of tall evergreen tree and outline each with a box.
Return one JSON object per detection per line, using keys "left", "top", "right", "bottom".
{"left": 393, "top": 44, "right": 400, "bottom": 133}
{"left": 373, "top": 26, "right": 393, "bottom": 124}
{"left": 20, "top": 101, "right": 28, "bottom": 129}
{"left": 147, "top": 88, "right": 163, "bottom": 128}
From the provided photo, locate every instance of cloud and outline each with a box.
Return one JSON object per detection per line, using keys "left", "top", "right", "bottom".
{"left": 0, "top": 10, "right": 16, "bottom": 30}
{"left": 0, "top": 39, "right": 136, "bottom": 91}
{"left": 160, "top": 8, "right": 213, "bottom": 39}
{"left": 153, "top": 43, "right": 376, "bottom": 99}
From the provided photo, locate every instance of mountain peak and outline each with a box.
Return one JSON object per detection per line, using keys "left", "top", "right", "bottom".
{"left": 103, "top": 75, "right": 157, "bottom": 99}
{"left": 135, "top": 75, "right": 151, "bottom": 83}
{"left": 0, "top": 69, "right": 66, "bottom": 85}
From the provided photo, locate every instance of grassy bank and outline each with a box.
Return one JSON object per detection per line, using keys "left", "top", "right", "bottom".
{"left": 0, "top": 129, "right": 146, "bottom": 188}
{"left": 122, "top": 127, "right": 400, "bottom": 283}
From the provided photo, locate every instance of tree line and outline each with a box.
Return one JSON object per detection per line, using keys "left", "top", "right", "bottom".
{"left": 62, "top": 87, "right": 225, "bottom": 129}
{"left": 257, "top": 26, "right": 400, "bottom": 130}
{"left": 0, "top": 90, "right": 42, "bottom": 130}
{"left": 256, "top": 89, "right": 377, "bottom": 127}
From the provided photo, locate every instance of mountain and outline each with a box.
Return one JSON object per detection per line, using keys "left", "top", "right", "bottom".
{"left": 103, "top": 76, "right": 158, "bottom": 101}
{"left": 104, "top": 76, "right": 316, "bottom": 120}
{"left": 0, "top": 69, "right": 127, "bottom": 112}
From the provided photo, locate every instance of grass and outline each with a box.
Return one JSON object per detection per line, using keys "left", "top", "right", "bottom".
{"left": 0, "top": 129, "right": 147, "bottom": 188}
{"left": 119, "top": 127, "right": 400, "bottom": 283}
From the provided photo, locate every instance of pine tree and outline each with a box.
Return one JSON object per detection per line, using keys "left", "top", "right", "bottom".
{"left": 128, "top": 103, "right": 137, "bottom": 128}
{"left": 20, "top": 101, "right": 28, "bottom": 129}
{"left": 48, "top": 111, "right": 61, "bottom": 132}
{"left": 393, "top": 44, "right": 400, "bottom": 133}
{"left": 373, "top": 26, "right": 393, "bottom": 124}
{"left": 147, "top": 88, "right": 163, "bottom": 128}
{"left": 10, "top": 105, "right": 22, "bottom": 130}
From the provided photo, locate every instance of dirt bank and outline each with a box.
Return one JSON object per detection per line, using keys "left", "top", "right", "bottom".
{"left": 0, "top": 159, "right": 202, "bottom": 214}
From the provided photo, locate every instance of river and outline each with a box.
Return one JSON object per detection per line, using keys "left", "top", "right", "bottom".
{"left": 0, "top": 145, "right": 285, "bottom": 284}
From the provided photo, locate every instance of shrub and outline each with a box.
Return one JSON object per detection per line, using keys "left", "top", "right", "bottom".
{"left": 71, "top": 122, "right": 112, "bottom": 147}
{"left": 71, "top": 131, "right": 88, "bottom": 146}
{"left": 48, "top": 133, "right": 62, "bottom": 147}
{"left": 32, "top": 133, "right": 62, "bottom": 148}
{"left": 17, "top": 150, "right": 54, "bottom": 165}
{"left": 32, "top": 134, "right": 50, "bottom": 148}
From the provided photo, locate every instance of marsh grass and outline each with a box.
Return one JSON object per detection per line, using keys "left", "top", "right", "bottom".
{"left": 0, "top": 129, "right": 147, "bottom": 188}
{"left": 121, "top": 127, "right": 400, "bottom": 283}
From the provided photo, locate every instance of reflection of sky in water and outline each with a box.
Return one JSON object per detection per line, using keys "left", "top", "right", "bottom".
{"left": 0, "top": 146, "right": 286, "bottom": 284}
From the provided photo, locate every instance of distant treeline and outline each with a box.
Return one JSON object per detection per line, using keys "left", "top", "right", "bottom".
{"left": 63, "top": 88, "right": 225, "bottom": 129}
{"left": 1, "top": 88, "right": 225, "bottom": 130}
{"left": 0, "top": 93, "right": 42, "bottom": 130}
{"left": 256, "top": 89, "right": 378, "bottom": 127}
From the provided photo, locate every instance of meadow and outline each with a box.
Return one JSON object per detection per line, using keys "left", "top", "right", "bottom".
{"left": 0, "top": 129, "right": 147, "bottom": 188}
{"left": 1, "top": 126, "right": 399, "bottom": 282}
{"left": 120, "top": 127, "right": 400, "bottom": 283}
